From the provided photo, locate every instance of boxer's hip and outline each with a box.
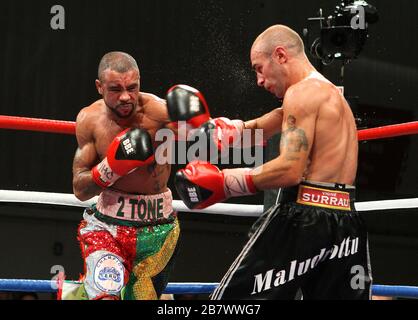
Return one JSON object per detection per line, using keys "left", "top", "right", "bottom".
{"left": 76, "top": 212, "right": 180, "bottom": 300}
{"left": 248, "top": 180, "right": 358, "bottom": 240}
{"left": 278, "top": 180, "right": 356, "bottom": 212}
{"left": 92, "top": 188, "right": 176, "bottom": 227}
{"left": 232, "top": 182, "right": 369, "bottom": 299}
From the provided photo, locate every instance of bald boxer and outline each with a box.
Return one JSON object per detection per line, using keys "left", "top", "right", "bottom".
{"left": 174, "top": 25, "right": 372, "bottom": 300}
{"left": 70, "top": 52, "right": 209, "bottom": 300}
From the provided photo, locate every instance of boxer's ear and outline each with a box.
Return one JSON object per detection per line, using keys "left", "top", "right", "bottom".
{"left": 272, "top": 46, "right": 288, "bottom": 64}
{"left": 95, "top": 79, "right": 103, "bottom": 95}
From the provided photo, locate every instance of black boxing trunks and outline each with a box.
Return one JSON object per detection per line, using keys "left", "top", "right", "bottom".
{"left": 211, "top": 181, "right": 372, "bottom": 300}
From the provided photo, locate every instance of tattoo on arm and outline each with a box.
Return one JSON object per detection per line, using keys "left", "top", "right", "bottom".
{"left": 154, "top": 181, "right": 161, "bottom": 192}
{"left": 147, "top": 162, "right": 166, "bottom": 177}
{"left": 147, "top": 162, "right": 167, "bottom": 192}
{"left": 280, "top": 115, "right": 309, "bottom": 161}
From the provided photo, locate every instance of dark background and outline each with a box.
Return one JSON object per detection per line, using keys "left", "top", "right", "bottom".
{"left": 0, "top": 0, "right": 417, "bottom": 297}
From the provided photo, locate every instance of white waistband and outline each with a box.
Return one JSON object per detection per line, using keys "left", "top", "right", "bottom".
{"left": 96, "top": 188, "right": 174, "bottom": 224}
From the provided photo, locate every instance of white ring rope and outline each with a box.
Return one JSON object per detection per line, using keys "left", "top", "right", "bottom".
{"left": 0, "top": 190, "right": 417, "bottom": 216}
{"left": 0, "top": 190, "right": 262, "bottom": 217}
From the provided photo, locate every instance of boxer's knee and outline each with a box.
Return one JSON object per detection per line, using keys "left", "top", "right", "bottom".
{"left": 84, "top": 250, "right": 126, "bottom": 300}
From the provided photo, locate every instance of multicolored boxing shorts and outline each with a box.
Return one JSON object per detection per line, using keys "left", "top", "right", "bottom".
{"left": 59, "top": 188, "right": 179, "bottom": 300}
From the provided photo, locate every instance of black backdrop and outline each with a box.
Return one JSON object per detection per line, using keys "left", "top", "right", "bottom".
{"left": 0, "top": 0, "right": 417, "bottom": 290}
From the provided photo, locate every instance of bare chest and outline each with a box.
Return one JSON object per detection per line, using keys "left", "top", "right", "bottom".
{"left": 93, "top": 114, "right": 163, "bottom": 159}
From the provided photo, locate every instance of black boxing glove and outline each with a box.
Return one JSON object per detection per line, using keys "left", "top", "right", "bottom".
{"left": 92, "top": 128, "right": 154, "bottom": 187}
{"left": 166, "top": 84, "right": 211, "bottom": 140}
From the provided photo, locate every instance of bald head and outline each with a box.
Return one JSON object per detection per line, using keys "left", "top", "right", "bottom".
{"left": 252, "top": 25, "right": 305, "bottom": 57}
{"left": 98, "top": 51, "right": 139, "bottom": 82}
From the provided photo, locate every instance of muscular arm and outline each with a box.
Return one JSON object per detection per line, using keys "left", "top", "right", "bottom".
{"left": 251, "top": 88, "right": 318, "bottom": 190}
{"left": 141, "top": 92, "right": 182, "bottom": 136}
{"left": 142, "top": 93, "right": 170, "bottom": 126}
{"left": 244, "top": 107, "right": 283, "bottom": 144}
{"left": 72, "top": 109, "right": 102, "bottom": 201}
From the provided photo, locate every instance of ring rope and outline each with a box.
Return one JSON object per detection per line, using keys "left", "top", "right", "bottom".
{"left": 0, "top": 279, "right": 416, "bottom": 298}
{"left": 1, "top": 116, "right": 417, "bottom": 299}
{"left": 0, "top": 190, "right": 263, "bottom": 217}
{"left": 0, "top": 115, "right": 75, "bottom": 135}
{"left": 357, "top": 121, "right": 418, "bottom": 141}
{"left": 1, "top": 115, "right": 418, "bottom": 141}
{"left": 1, "top": 190, "right": 418, "bottom": 216}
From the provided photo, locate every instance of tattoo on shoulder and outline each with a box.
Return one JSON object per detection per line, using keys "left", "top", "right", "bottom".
{"left": 280, "top": 115, "right": 309, "bottom": 160}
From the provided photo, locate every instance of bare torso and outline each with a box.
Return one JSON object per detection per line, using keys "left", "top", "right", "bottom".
{"left": 75, "top": 93, "right": 171, "bottom": 196}
{"left": 284, "top": 74, "right": 358, "bottom": 185}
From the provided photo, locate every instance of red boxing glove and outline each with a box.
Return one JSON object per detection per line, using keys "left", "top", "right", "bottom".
{"left": 175, "top": 160, "right": 257, "bottom": 209}
{"left": 166, "top": 84, "right": 211, "bottom": 140}
{"left": 92, "top": 128, "right": 155, "bottom": 188}
{"left": 190, "top": 117, "right": 245, "bottom": 156}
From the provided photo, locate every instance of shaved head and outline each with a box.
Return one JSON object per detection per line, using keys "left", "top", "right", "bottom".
{"left": 250, "top": 25, "right": 313, "bottom": 99}
{"left": 252, "top": 25, "right": 305, "bottom": 57}
{"left": 98, "top": 51, "right": 139, "bottom": 82}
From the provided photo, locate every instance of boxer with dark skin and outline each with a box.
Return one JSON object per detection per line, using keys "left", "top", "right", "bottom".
{"left": 73, "top": 62, "right": 170, "bottom": 199}
{"left": 173, "top": 25, "right": 371, "bottom": 299}
{"left": 70, "top": 52, "right": 183, "bottom": 300}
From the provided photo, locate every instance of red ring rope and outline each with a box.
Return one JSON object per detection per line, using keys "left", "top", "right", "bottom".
{"left": 0, "top": 115, "right": 75, "bottom": 135}
{"left": 357, "top": 121, "right": 418, "bottom": 141}
{"left": 0, "top": 115, "right": 417, "bottom": 141}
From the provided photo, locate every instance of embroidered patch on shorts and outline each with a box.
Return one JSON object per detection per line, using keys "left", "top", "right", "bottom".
{"left": 297, "top": 185, "right": 351, "bottom": 211}
{"left": 93, "top": 254, "right": 124, "bottom": 293}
